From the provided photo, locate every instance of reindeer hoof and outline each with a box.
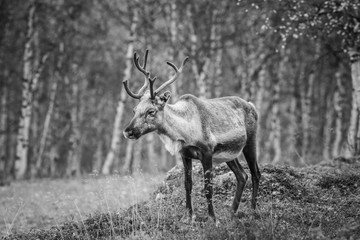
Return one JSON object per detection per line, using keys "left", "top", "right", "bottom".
{"left": 180, "top": 214, "right": 196, "bottom": 225}
{"left": 207, "top": 217, "right": 220, "bottom": 227}
{"left": 215, "top": 219, "right": 220, "bottom": 227}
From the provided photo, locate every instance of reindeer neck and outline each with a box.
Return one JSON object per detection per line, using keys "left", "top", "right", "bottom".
{"left": 157, "top": 101, "right": 193, "bottom": 141}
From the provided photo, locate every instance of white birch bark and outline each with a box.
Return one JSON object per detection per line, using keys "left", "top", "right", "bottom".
{"left": 102, "top": 9, "right": 138, "bottom": 174}
{"left": 15, "top": 2, "right": 48, "bottom": 178}
{"left": 348, "top": 46, "right": 360, "bottom": 155}
{"left": 30, "top": 25, "right": 41, "bottom": 176}
{"left": 15, "top": 2, "right": 35, "bottom": 179}
{"left": 332, "top": 71, "right": 346, "bottom": 157}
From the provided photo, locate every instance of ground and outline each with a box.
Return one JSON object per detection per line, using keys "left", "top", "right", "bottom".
{"left": 1, "top": 157, "right": 360, "bottom": 240}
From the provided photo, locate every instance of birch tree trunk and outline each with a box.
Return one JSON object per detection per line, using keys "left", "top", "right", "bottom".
{"left": 287, "top": 61, "right": 308, "bottom": 165}
{"left": 267, "top": 52, "right": 286, "bottom": 164}
{"left": 332, "top": 71, "right": 346, "bottom": 157}
{"left": 15, "top": 2, "right": 35, "bottom": 179}
{"left": 301, "top": 71, "right": 315, "bottom": 160}
{"left": 92, "top": 97, "right": 107, "bottom": 172}
{"left": 132, "top": 139, "right": 143, "bottom": 175}
{"left": 0, "top": 72, "right": 7, "bottom": 175}
{"left": 254, "top": 68, "right": 266, "bottom": 121}
{"left": 49, "top": 144, "right": 59, "bottom": 177}
{"left": 15, "top": 2, "right": 48, "bottom": 178}
{"left": 213, "top": 39, "right": 223, "bottom": 98}
{"left": 122, "top": 140, "right": 134, "bottom": 175}
{"left": 65, "top": 75, "right": 79, "bottom": 177}
{"left": 166, "top": 2, "right": 182, "bottom": 167}
{"left": 36, "top": 43, "right": 63, "bottom": 174}
{"left": 102, "top": 9, "right": 138, "bottom": 175}
{"left": 168, "top": 1, "right": 179, "bottom": 100}
{"left": 321, "top": 88, "right": 333, "bottom": 161}
{"left": 66, "top": 70, "right": 86, "bottom": 177}
{"left": 190, "top": 33, "right": 209, "bottom": 98}
{"left": 93, "top": 141, "right": 104, "bottom": 173}
{"left": 301, "top": 43, "right": 320, "bottom": 160}
{"left": 36, "top": 75, "right": 58, "bottom": 174}
{"left": 30, "top": 25, "right": 41, "bottom": 177}
{"left": 188, "top": 5, "right": 210, "bottom": 99}
{"left": 146, "top": 134, "right": 157, "bottom": 174}
{"left": 348, "top": 46, "right": 360, "bottom": 155}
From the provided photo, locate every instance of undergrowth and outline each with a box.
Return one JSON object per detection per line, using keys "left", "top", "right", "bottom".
{"left": 2, "top": 158, "right": 360, "bottom": 240}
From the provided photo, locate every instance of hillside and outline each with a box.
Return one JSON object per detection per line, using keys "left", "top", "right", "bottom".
{"left": 2, "top": 157, "right": 360, "bottom": 240}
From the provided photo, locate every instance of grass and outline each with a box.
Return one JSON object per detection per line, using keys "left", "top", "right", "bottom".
{"left": 1, "top": 159, "right": 360, "bottom": 239}
{"left": 0, "top": 172, "right": 164, "bottom": 237}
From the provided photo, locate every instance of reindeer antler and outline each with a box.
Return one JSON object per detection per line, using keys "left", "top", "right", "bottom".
{"left": 154, "top": 56, "right": 189, "bottom": 95}
{"left": 123, "top": 49, "right": 188, "bottom": 100}
{"left": 123, "top": 50, "right": 151, "bottom": 99}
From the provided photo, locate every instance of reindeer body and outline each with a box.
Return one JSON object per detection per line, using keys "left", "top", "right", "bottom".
{"left": 123, "top": 50, "right": 261, "bottom": 223}
{"left": 157, "top": 94, "right": 256, "bottom": 164}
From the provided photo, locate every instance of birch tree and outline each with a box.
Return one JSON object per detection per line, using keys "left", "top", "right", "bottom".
{"left": 348, "top": 46, "right": 360, "bottom": 155}
{"left": 332, "top": 70, "right": 346, "bottom": 157}
{"left": 66, "top": 68, "right": 86, "bottom": 177}
{"left": 15, "top": 1, "right": 48, "bottom": 178}
{"left": 0, "top": 72, "right": 7, "bottom": 178}
{"left": 36, "top": 43, "right": 63, "bottom": 175}
{"left": 122, "top": 140, "right": 134, "bottom": 174}
{"left": 266, "top": 50, "right": 287, "bottom": 164}
{"left": 301, "top": 43, "right": 320, "bottom": 160}
{"left": 102, "top": 8, "right": 138, "bottom": 174}
{"left": 187, "top": 3, "right": 211, "bottom": 98}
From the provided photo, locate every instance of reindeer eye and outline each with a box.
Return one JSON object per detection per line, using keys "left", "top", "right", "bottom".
{"left": 147, "top": 109, "right": 156, "bottom": 117}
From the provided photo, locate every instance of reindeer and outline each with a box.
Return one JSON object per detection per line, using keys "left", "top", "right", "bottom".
{"left": 123, "top": 50, "right": 261, "bottom": 223}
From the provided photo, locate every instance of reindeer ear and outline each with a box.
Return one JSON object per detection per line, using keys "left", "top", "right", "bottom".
{"left": 156, "top": 91, "right": 171, "bottom": 109}
{"left": 159, "top": 91, "right": 171, "bottom": 103}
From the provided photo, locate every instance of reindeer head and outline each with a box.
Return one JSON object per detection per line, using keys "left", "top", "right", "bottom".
{"left": 123, "top": 50, "right": 188, "bottom": 140}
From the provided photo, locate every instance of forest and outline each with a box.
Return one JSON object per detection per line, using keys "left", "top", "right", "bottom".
{"left": 0, "top": 0, "right": 359, "bottom": 181}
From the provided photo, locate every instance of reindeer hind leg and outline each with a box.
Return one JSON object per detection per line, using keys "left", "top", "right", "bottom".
{"left": 242, "top": 134, "right": 261, "bottom": 209}
{"left": 226, "top": 158, "right": 248, "bottom": 213}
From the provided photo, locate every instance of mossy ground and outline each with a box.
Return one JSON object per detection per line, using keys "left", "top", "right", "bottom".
{"left": 2, "top": 158, "right": 360, "bottom": 240}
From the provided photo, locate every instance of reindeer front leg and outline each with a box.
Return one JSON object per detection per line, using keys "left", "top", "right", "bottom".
{"left": 180, "top": 146, "right": 216, "bottom": 223}
{"left": 182, "top": 156, "right": 193, "bottom": 218}
{"left": 201, "top": 152, "right": 215, "bottom": 221}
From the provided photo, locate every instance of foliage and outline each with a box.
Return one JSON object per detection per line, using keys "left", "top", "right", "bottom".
{"left": 238, "top": 0, "right": 360, "bottom": 47}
